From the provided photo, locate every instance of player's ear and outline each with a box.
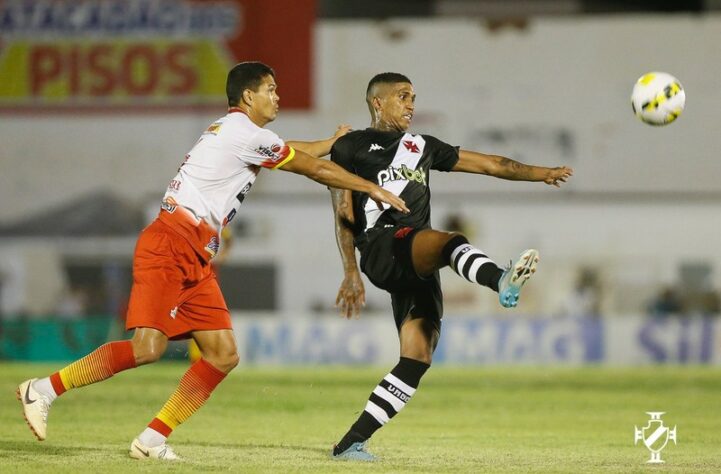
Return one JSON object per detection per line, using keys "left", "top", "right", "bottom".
{"left": 242, "top": 88, "right": 254, "bottom": 107}
{"left": 372, "top": 96, "right": 382, "bottom": 113}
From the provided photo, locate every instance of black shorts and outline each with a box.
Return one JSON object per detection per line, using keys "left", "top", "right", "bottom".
{"left": 356, "top": 225, "right": 443, "bottom": 332}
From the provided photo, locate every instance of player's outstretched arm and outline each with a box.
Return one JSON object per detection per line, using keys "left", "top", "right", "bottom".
{"left": 281, "top": 150, "right": 410, "bottom": 213}
{"left": 330, "top": 187, "right": 365, "bottom": 319}
{"left": 286, "top": 125, "right": 352, "bottom": 157}
{"left": 453, "top": 150, "right": 573, "bottom": 187}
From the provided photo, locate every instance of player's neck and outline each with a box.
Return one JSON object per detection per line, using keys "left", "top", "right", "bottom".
{"left": 371, "top": 121, "right": 404, "bottom": 133}
{"left": 230, "top": 106, "right": 269, "bottom": 127}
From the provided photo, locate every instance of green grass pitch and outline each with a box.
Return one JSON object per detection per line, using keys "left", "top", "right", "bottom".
{"left": 1, "top": 363, "right": 720, "bottom": 473}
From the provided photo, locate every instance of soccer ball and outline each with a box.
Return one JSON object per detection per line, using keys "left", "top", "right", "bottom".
{"left": 631, "top": 72, "right": 685, "bottom": 126}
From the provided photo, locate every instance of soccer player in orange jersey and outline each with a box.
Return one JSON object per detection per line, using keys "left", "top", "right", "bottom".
{"left": 16, "top": 62, "right": 409, "bottom": 461}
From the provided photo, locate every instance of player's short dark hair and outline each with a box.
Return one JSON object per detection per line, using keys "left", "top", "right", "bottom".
{"left": 226, "top": 62, "right": 275, "bottom": 106}
{"left": 366, "top": 72, "right": 412, "bottom": 97}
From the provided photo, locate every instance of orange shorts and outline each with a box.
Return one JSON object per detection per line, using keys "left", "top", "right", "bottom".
{"left": 125, "top": 219, "right": 231, "bottom": 340}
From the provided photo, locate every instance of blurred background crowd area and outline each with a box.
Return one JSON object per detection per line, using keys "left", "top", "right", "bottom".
{"left": 1, "top": 0, "right": 721, "bottom": 361}
{"left": 1, "top": 207, "right": 719, "bottom": 322}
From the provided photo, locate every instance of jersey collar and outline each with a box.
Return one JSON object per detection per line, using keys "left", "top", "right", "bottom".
{"left": 228, "top": 107, "right": 248, "bottom": 116}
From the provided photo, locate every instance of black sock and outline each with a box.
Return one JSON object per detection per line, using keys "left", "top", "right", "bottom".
{"left": 334, "top": 357, "right": 430, "bottom": 454}
{"left": 442, "top": 235, "right": 503, "bottom": 291}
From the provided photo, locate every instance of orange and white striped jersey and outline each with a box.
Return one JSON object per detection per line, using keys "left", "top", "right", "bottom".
{"left": 160, "top": 109, "right": 295, "bottom": 260}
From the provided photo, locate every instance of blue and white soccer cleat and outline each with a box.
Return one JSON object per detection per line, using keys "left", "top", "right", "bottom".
{"left": 331, "top": 441, "right": 377, "bottom": 462}
{"left": 498, "top": 249, "right": 539, "bottom": 308}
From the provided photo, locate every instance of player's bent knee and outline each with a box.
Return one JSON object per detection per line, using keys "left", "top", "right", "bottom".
{"left": 130, "top": 328, "right": 169, "bottom": 365}
{"left": 402, "top": 351, "right": 433, "bottom": 365}
{"left": 134, "top": 346, "right": 166, "bottom": 365}
{"left": 400, "top": 342, "right": 434, "bottom": 365}
{"left": 226, "top": 352, "right": 240, "bottom": 371}
{"left": 205, "top": 351, "right": 239, "bottom": 373}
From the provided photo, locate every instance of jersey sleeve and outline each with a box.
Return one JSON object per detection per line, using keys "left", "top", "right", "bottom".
{"left": 424, "top": 135, "right": 460, "bottom": 172}
{"left": 242, "top": 128, "right": 296, "bottom": 170}
{"left": 330, "top": 134, "right": 355, "bottom": 172}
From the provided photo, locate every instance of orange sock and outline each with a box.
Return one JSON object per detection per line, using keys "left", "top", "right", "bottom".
{"left": 148, "top": 359, "right": 227, "bottom": 437}
{"left": 49, "top": 341, "right": 136, "bottom": 396}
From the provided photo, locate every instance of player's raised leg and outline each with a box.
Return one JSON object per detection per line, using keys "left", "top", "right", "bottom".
{"left": 17, "top": 327, "right": 166, "bottom": 441}
{"left": 129, "top": 329, "right": 238, "bottom": 461}
{"left": 333, "top": 317, "right": 435, "bottom": 461}
{"left": 413, "top": 229, "right": 539, "bottom": 308}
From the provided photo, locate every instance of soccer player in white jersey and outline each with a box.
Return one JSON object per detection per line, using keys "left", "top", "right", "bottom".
{"left": 16, "top": 62, "right": 409, "bottom": 461}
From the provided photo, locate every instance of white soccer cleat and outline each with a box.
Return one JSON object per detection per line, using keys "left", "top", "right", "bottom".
{"left": 498, "top": 249, "right": 540, "bottom": 308}
{"left": 129, "top": 438, "right": 181, "bottom": 461}
{"left": 16, "top": 378, "right": 51, "bottom": 441}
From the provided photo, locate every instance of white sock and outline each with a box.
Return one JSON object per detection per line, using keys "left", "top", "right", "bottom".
{"left": 32, "top": 377, "right": 58, "bottom": 403}
{"left": 138, "top": 427, "right": 167, "bottom": 448}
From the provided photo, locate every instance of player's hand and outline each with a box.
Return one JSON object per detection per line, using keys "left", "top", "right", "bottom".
{"left": 370, "top": 186, "right": 410, "bottom": 214}
{"left": 333, "top": 124, "right": 352, "bottom": 139}
{"left": 336, "top": 272, "right": 365, "bottom": 319}
{"left": 544, "top": 166, "right": 573, "bottom": 187}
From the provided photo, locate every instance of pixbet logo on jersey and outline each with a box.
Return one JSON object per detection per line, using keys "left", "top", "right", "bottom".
{"left": 377, "top": 165, "right": 426, "bottom": 187}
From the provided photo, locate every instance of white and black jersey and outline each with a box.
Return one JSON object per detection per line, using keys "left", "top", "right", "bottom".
{"left": 331, "top": 128, "right": 459, "bottom": 237}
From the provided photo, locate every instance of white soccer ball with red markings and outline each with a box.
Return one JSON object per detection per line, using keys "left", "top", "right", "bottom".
{"left": 631, "top": 72, "right": 685, "bottom": 126}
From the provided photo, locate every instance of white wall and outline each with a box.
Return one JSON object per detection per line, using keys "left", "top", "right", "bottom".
{"left": 1, "top": 16, "right": 721, "bottom": 315}
{"left": 2, "top": 15, "right": 721, "bottom": 221}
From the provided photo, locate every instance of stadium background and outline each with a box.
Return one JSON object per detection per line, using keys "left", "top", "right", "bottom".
{"left": 1, "top": 1, "right": 721, "bottom": 471}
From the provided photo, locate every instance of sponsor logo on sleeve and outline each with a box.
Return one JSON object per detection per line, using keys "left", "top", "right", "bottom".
{"left": 257, "top": 144, "right": 293, "bottom": 169}
{"left": 204, "top": 122, "right": 222, "bottom": 135}
{"left": 255, "top": 143, "right": 284, "bottom": 161}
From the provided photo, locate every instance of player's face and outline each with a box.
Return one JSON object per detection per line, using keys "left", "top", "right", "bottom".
{"left": 252, "top": 75, "right": 280, "bottom": 124}
{"left": 378, "top": 83, "right": 415, "bottom": 132}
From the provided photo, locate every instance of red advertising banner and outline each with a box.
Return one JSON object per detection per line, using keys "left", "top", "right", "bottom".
{"left": 0, "top": 0, "right": 316, "bottom": 112}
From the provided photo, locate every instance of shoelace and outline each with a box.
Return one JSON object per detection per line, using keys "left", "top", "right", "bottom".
{"left": 158, "top": 445, "right": 178, "bottom": 459}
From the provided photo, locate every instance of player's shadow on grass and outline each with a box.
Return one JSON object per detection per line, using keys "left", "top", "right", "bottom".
{"left": 193, "top": 441, "right": 328, "bottom": 456}
{"left": 1, "top": 440, "right": 105, "bottom": 456}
